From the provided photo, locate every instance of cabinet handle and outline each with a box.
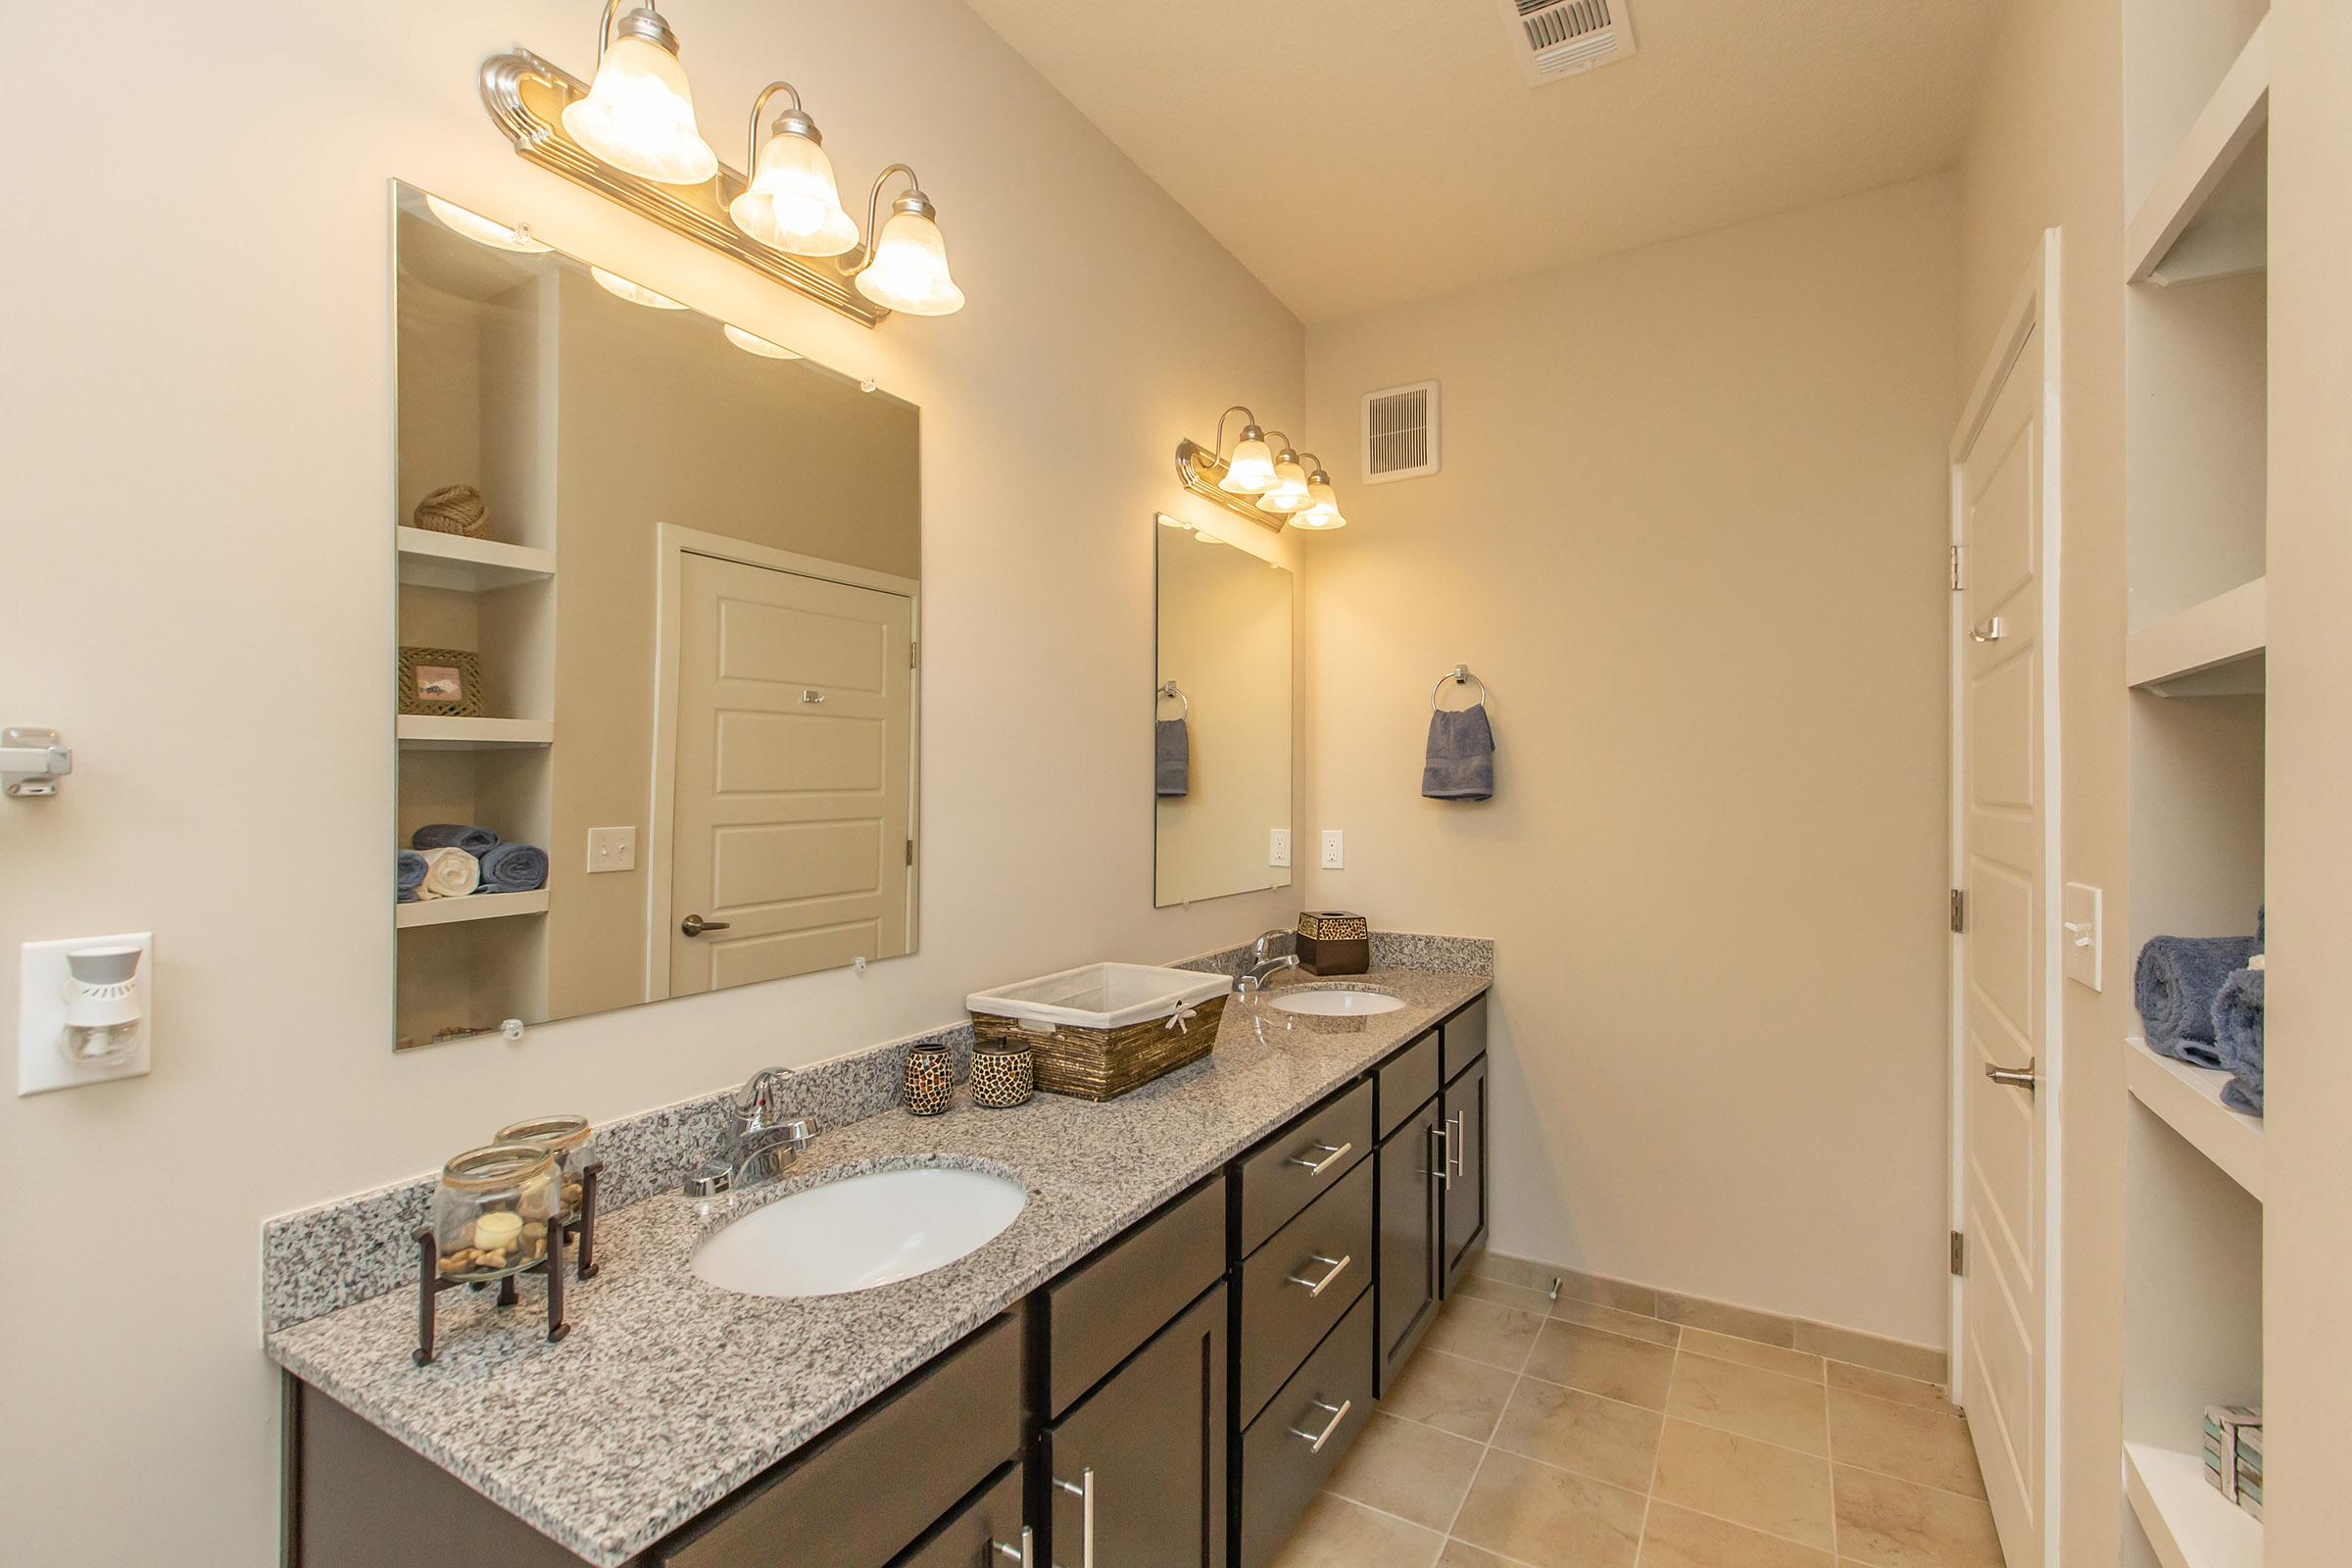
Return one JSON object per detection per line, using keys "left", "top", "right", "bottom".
{"left": 1286, "top": 1252, "right": 1353, "bottom": 1298}
{"left": 1053, "top": 1468, "right": 1095, "bottom": 1568}
{"left": 1432, "top": 1122, "right": 1452, "bottom": 1192}
{"left": 994, "top": 1527, "right": 1034, "bottom": 1568}
{"left": 1446, "top": 1113, "right": 1466, "bottom": 1184}
{"left": 1289, "top": 1396, "right": 1353, "bottom": 1453}
{"left": 1285, "top": 1140, "right": 1353, "bottom": 1176}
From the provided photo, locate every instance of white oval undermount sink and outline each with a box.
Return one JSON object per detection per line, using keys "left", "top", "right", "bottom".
{"left": 1267, "top": 989, "right": 1407, "bottom": 1017}
{"left": 692, "top": 1166, "right": 1026, "bottom": 1298}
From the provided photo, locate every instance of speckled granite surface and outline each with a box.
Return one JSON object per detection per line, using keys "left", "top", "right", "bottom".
{"left": 267, "top": 966, "right": 1488, "bottom": 1566}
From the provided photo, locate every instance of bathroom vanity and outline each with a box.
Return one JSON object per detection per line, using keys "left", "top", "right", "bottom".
{"left": 273, "top": 974, "right": 1490, "bottom": 1568}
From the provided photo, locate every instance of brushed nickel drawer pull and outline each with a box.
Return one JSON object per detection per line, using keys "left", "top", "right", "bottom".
{"left": 1053, "top": 1468, "right": 1095, "bottom": 1568}
{"left": 994, "top": 1527, "right": 1034, "bottom": 1568}
{"left": 1286, "top": 1140, "right": 1353, "bottom": 1176}
{"left": 1432, "top": 1122, "right": 1452, "bottom": 1191}
{"left": 1290, "top": 1396, "right": 1352, "bottom": 1453}
{"left": 1287, "top": 1252, "right": 1353, "bottom": 1298}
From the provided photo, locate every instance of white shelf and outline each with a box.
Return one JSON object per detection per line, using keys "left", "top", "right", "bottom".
{"left": 2126, "top": 1442, "right": 2262, "bottom": 1568}
{"left": 395, "top": 890, "right": 550, "bottom": 929}
{"left": 2128, "top": 578, "right": 2267, "bottom": 695}
{"left": 396, "top": 716, "right": 554, "bottom": 750}
{"left": 396, "top": 527, "right": 556, "bottom": 592}
{"left": 2127, "top": 1037, "right": 2264, "bottom": 1200}
{"left": 2127, "top": 17, "right": 2270, "bottom": 285}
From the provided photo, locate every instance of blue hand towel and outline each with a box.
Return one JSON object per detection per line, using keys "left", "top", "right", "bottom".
{"left": 476, "top": 841, "right": 548, "bottom": 894}
{"left": 2213, "top": 967, "right": 2264, "bottom": 1116}
{"left": 396, "top": 850, "right": 428, "bottom": 904}
{"left": 1155, "top": 717, "right": 1190, "bottom": 798}
{"left": 2134, "top": 931, "right": 2261, "bottom": 1065}
{"left": 413, "top": 823, "right": 501, "bottom": 856}
{"left": 1423, "top": 704, "right": 1496, "bottom": 802}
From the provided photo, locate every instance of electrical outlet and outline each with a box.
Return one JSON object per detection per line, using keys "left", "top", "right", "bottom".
{"left": 1320, "top": 830, "right": 1345, "bottom": 870}
{"left": 1269, "top": 829, "right": 1292, "bottom": 868}
{"left": 586, "top": 826, "right": 638, "bottom": 874}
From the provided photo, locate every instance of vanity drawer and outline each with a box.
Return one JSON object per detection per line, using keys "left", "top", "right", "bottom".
{"left": 1237, "top": 1291, "right": 1376, "bottom": 1568}
{"left": 1375, "top": 1030, "right": 1440, "bottom": 1140}
{"left": 1441, "top": 995, "right": 1488, "bottom": 1083}
{"left": 1046, "top": 1175, "right": 1226, "bottom": 1416}
{"left": 893, "top": 1460, "right": 1025, "bottom": 1568}
{"left": 659, "top": 1312, "right": 1024, "bottom": 1568}
{"left": 1238, "top": 1156, "right": 1374, "bottom": 1424}
{"left": 1237, "top": 1079, "right": 1373, "bottom": 1256}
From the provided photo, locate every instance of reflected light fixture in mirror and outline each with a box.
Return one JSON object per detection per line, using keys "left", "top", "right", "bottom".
{"left": 424, "top": 194, "right": 553, "bottom": 253}
{"left": 591, "top": 266, "right": 688, "bottom": 309}
{"left": 854, "top": 166, "right": 965, "bottom": 317}
{"left": 561, "top": 0, "right": 720, "bottom": 186}
{"left": 722, "top": 322, "right": 803, "bottom": 359}
{"left": 729, "top": 82, "right": 860, "bottom": 256}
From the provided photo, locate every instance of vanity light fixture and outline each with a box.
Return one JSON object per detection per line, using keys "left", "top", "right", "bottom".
{"left": 561, "top": 0, "right": 719, "bottom": 185}
{"left": 590, "top": 266, "right": 688, "bottom": 308}
{"left": 721, "top": 322, "right": 802, "bottom": 359}
{"left": 1293, "top": 461, "right": 1348, "bottom": 530}
{"left": 1175, "top": 408, "right": 1349, "bottom": 533}
{"left": 729, "top": 83, "right": 859, "bottom": 256}
{"left": 423, "top": 194, "right": 553, "bottom": 253}
{"left": 1257, "top": 444, "right": 1313, "bottom": 514}
{"left": 852, "top": 166, "right": 966, "bottom": 317}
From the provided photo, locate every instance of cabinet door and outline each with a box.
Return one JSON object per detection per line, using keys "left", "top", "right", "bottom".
{"left": 895, "top": 1462, "right": 1026, "bottom": 1568}
{"left": 1440, "top": 1055, "right": 1489, "bottom": 1297}
{"left": 1042, "top": 1284, "right": 1227, "bottom": 1568}
{"left": 1374, "top": 1098, "right": 1442, "bottom": 1396}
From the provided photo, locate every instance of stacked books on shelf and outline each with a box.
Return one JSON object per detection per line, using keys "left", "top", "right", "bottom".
{"left": 2204, "top": 1403, "right": 2263, "bottom": 1521}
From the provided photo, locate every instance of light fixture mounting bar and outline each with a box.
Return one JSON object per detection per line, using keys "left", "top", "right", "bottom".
{"left": 1174, "top": 439, "right": 1293, "bottom": 534}
{"left": 479, "top": 49, "right": 886, "bottom": 327}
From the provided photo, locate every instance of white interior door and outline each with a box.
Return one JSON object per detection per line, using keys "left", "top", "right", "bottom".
{"left": 668, "top": 551, "right": 913, "bottom": 995}
{"left": 1950, "top": 250, "right": 2057, "bottom": 1568}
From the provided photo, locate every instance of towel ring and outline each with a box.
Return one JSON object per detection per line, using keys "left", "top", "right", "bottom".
{"left": 1156, "top": 680, "right": 1190, "bottom": 718}
{"left": 1431, "top": 663, "right": 1487, "bottom": 712}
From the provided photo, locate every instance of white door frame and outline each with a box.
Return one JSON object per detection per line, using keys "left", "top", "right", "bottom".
{"left": 1945, "top": 229, "right": 2065, "bottom": 1561}
{"left": 646, "top": 521, "right": 922, "bottom": 1003}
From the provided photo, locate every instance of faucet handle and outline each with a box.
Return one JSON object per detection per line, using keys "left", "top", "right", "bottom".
{"left": 734, "top": 1065, "right": 797, "bottom": 1120}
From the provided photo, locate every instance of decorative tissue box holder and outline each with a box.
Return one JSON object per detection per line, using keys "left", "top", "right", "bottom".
{"left": 1296, "top": 911, "right": 1371, "bottom": 976}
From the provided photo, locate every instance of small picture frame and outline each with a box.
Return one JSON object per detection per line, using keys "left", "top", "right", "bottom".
{"left": 398, "top": 647, "right": 486, "bottom": 717}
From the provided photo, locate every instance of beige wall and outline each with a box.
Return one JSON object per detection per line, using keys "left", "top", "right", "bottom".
{"left": 0, "top": 2, "right": 1303, "bottom": 1560}
{"left": 1301, "top": 175, "right": 1959, "bottom": 1346}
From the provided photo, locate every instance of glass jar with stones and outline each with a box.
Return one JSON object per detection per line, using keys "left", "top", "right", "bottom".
{"left": 496, "top": 1113, "right": 595, "bottom": 1221}
{"left": 432, "top": 1144, "right": 563, "bottom": 1281}
{"left": 903, "top": 1040, "right": 955, "bottom": 1116}
{"left": 970, "top": 1041, "right": 1033, "bottom": 1108}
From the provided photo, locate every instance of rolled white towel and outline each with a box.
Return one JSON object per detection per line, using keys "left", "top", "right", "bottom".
{"left": 417, "top": 846, "right": 481, "bottom": 900}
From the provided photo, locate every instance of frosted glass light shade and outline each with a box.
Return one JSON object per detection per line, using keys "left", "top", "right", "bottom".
{"left": 1295, "top": 476, "right": 1348, "bottom": 529}
{"left": 423, "top": 195, "right": 551, "bottom": 253}
{"left": 722, "top": 323, "right": 802, "bottom": 359}
{"left": 1258, "top": 455, "right": 1312, "bottom": 513}
{"left": 591, "top": 267, "right": 687, "bottom": 309}
{"left": 1221, "top": 437, "right": 1276, "bottom": 494}
{"left": 562, "top": 32, "right": 719, "bottom": 185}
{"left": 855, "top": 210, "right": 966, "bottom": 316}
{"left": 730, "top": 130, "right": 858, "bottom": 256}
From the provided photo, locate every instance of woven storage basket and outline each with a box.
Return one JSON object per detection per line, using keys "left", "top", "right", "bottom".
{"left": 970, "top": 996, "right": 1227, "bottom": 1102}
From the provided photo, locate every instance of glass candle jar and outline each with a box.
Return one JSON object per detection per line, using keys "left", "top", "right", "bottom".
{"left": 432, "top": 1143, "right": 562, "bottom": 1281}
{"left": 496, "top": 1114, "right": 596, "bottom": 1221}
{"left": 970, "top": 1042, "right": 1033, "bottom": 1108}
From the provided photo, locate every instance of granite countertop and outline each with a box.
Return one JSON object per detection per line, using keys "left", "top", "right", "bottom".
{"left": 267, "top": 966, "right": 1490, "bottom": 1566}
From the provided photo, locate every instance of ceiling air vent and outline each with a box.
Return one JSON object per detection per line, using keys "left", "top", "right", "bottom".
{"left": 1362, "top": 381, "right": 1441, "bottom": 484}
{"left": 1494, "top": 0, "right": 1638, "bottom": 86}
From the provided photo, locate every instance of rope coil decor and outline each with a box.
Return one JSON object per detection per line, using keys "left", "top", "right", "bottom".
{"left": 412, "top": 484, "right": 492, "bottom": 538}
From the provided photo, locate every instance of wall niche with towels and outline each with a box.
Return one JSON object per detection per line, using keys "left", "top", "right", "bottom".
{"left": 389, "top": 181, "right": 922, "bottom": 1050}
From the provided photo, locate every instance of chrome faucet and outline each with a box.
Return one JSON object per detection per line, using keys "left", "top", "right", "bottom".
{"left": 682, "top": 1065, "right": 816, "bottom": 1196}
{"left": 1234, "top": 928, "right": 1300, "bottom": 998}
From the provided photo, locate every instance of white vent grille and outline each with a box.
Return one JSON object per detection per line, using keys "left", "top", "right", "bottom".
{"left": 1362, "top": 381, "right": 1441, "bottom": 484}
{"left": 1494, "top": 0, "right": 1639, "bottom": 85}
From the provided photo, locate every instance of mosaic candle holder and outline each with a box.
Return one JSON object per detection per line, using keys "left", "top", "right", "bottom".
{"left": 903, "top": 1040, "right": 955, "bottom": 1116}
{"left": 970, "top": 1042, "right": 1035, "bottom": 1108}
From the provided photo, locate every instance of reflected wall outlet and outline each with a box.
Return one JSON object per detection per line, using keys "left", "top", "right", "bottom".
{"left": 1320, "top": 830, "right": 1345, "bottom": 870}
{"left": 19, "top": 932, "right": 153, "bottom": 1097}
{"left": 587, "top": 826, "right": 638, "bottom": 873}
{"left": 1269, "top": 830, "right": 1292, "bottom": 868}
{"left": 2062, "top": 882, "right": 2103, "bottom": 992}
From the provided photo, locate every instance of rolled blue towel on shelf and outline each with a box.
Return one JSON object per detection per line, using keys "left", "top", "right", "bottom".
{"left": 1155, "top": 717, "right": 1190, "bottom": 798}
{"left": 2134, "top": 930, "right": 2261, "bottom": 1066}
{"left": 2213, "top": 966, "right": 2265, "bottom": 1116}
{"left": 476, "top": 841, "right": 548, "bottom": 894}
{"left": 412, "top": 823, "right": 501, "bottom": 856}
{"left": 1423, "top": 704, "right": 1496, "bottom": 802}
{"left": 396, "top": 850, "right": 428, "bottom": 904}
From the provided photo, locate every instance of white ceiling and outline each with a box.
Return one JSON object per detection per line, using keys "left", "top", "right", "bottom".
{"left": 964, "top": 0, "right": 2000, "bottom": 322}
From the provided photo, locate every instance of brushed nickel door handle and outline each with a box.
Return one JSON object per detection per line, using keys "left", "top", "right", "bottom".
{"left": 1289, "top": 1396, "right": 1352, "bottom": 1452}
{"left": 1447, "top": 1112, "right": 1467, "bottom": 1183}
{"left": 1985, "top": 1057, "right": 2037, "bottom": 1092}
{"left": 994, "top": 1527, "right": 1034, "bottom": 1568}
{"left": 1971, "top": 616, "right": 2005, "bottom": 643}
{"left": 680, "top": 914, "right": 732, "bottom": 937}
{"left": 1052, "top": 1469, "right": 1095, "bottom": 1568}
{"left": 1433, "top": 1122, "right": 1452, "bottom": 1191}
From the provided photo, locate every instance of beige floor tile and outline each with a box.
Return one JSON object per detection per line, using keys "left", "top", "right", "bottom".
{"left": 1271, "top": 1494, "right": 1445, "bottom": 1568}
{"left": 1437, "top": 1543, "right": 1509, "bottom": 1568}
{"left": 1637, "top": 1500, "right": 1835, "bottom": 1568}
{"left": 1524, "top": 1321, "right": 1678, "bottom": 1409}
{"left": 1383, "top": 1349, "right": 1523, "bottom": 1443}
{"left": 1826, "top": 1361, "right": 1950, "bottom": 1412}
{"left": 1790, "top": 1322, "right": 1945, "bottom": 1386}
{"left": 1489, "top": 1378, "right": 1663, "bottom": 1492}
{"left": 1654, "top": 1292, "right": 1798, "bottom": 1348}
{"left": 1650, "top": 1419, "right": 1836, "bottom": 1550}
{"left": 1552, "top": 1297, "right": 1682, "bottom": 1348}
{"left": 1324, "top": 1412, "right": 1488, "bottom": 1532}
{"left": 1456, "top": 1274, "right": 1560, "bottom": 1316}
{"left": 1424, "top": 1297, "right": 1545, "bottom": 1372}
{"left": 1827, "top": 1391, "right": 1984, "bottom": 1498}
{"left": 1831, "top": 1465, "right": 2004, "bottom": 1568}
{"left": 1668, "top": 1352, "right": 1831, "bottom": 1455}
{"left": 1680, "top": 1328, "right": 1826, "bottom": 1382}
{"left": 1450, "top": 1450, "right": 1645, "bottom": 1568}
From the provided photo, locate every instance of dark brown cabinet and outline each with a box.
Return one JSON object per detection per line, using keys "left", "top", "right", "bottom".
{"left": 1374, "top": 1090, "right": 1442, "bottom": 1396}
{"left": 1440, "top": 1053, "right": 1489, "bottom": 1297}
{"left": 1043, "top": 1283, "right": 1228, "bottom": 1568}
{"left": 895, "top": 1463, "right": 1027, "bottom": 1568}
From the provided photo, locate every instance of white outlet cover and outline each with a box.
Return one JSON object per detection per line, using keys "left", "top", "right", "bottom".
{"left": 586, "top": 825, "right": 638, "bottom": 873}
{"left": 19, "top": 932, "right": 154, "bottom": 1097}
{"left": 1269, "top": 829, "right": 1292, "bottom": 868}
{"left": 1320, "top": 830, "right": 1345, "bottom": 869}
{"left": 2062, "top": 882, "right": 2103, "bottom": 992}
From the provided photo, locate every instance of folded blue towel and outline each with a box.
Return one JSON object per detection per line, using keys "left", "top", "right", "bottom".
{"left": 396, "top": 850, "right": 428, "bottom": 904}
{"left": 1423, "top": 703, "right": 1496, "bottom": 802}
{"left": 413, "top": 823, "right": 500, "bottom": 856}
{"left": 1155, "top": 717, "right": 1190, "bottom": 798}
{"left": 476, "top": 841, "right": 548, "bottom": 894}
{"left": 2135, "top": 931, "right": 2261, "bottom": 1065}
{"left": 2214, "top": 967, "right": 2264, "bottom": 1116}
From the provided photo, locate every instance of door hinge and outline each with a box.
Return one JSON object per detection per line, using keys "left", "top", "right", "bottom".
{"left": 906, "top": 838, "right": 914, "bottom": 867}
{"left": 1948, "top": 545, "right": 1964, "bottom": 592}
{"left": 909, "top": 641, "right": 919, "bottom": 669}
{"left": 1949, "top": 889, "right": 1966, "bottom": 933}
{"left": 1950, "top": 1231, "right": 1965, "bottom": 1276}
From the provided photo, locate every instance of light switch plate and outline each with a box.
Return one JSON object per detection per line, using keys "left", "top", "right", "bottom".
{"left": 586, "top": 826, "right": 638, "bottom": 874}
{"left": 1268, "top": 829, "right": 1291, "bottom": 868}
{"left": 2063, "top": 882, "right": 2103, "bottom": 992}
{"left": 19, "top": 932, "right": 153, "bottom": 1097}
{"left": 1320, "top": 830, "right": 1345, "bottom": 870}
